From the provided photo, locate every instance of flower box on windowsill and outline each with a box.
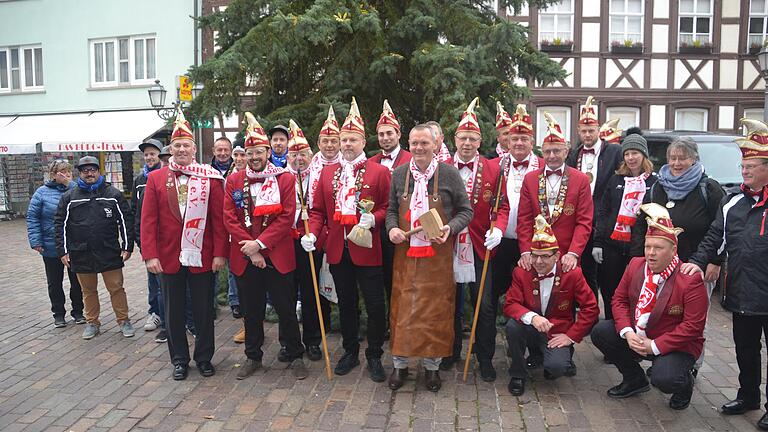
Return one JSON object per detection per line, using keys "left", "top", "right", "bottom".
{"left": 679, "top": 45, "right": 712, "bottom": 55}
{"left": 540, "top": 43, "right": 574, "bottom": 53}
{"left": 749, "top": 45, "right": 764, "bottom": 55}
{"left": 611, "top": 45, "right": 643, "bottom": 55}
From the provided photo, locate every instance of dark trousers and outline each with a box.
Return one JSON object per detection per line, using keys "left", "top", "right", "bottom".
{"left": 380, "top": 228, "right": 395, "bottom": 304}
{"left": 293, "top": 241, "right": 331, "bottom": 347}
{"left": 505, "top": 319, "right": 573, "bottom": 379}
{"left": 732, "top": 313, "right": 768, "bottom": 407}
{"left": 147, "top": 271, "right": 165, "bottom": 327}
{"left": 236, "top": 261, "right": 304, "bottom": 362}
{"left": 490, "top": 238, "right": 521, "bottom": 297}
{"left": 581, "top": 236, "right": 599, "bottom": 295}
{"left": 452, "top": 251, "right": 497, "bottom": 361}
{"left": 596, "top": 244, "right": 631, "bottom": 320}
{"left": 329, "top": 248, "right": 385, "bottom": 359}
{"left": 42, "top": 256, "right": 83, "bottom": 319}
{"left": 591, "top": 320, "right": 695, "bottom": 395}
{"left": 161, "top": 268, "right": 215, "bottom": 366}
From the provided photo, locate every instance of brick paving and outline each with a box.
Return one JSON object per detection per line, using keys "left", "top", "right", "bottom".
{"left": 0, "top": 218, "right": 764, "bottom": 431}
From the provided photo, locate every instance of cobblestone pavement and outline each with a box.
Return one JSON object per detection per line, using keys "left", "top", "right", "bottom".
{"left": 0, "top": 218, "right": 764, "bottom": 431}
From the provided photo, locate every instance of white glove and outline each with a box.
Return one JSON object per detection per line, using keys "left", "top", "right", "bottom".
{"left": 483, "top": 227, "right": 503, "bottom": 250}
{"left": 300, "top": 233, "right": 317, "bottom": 252}
{"left": 358, "top": 213, "right": 375, "bottom": 229}
{"left": 592, "top": 247, "right": 603, "bottom": 264}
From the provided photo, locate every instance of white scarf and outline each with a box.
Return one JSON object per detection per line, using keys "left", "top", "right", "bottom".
{"left": 334, "top": 152, "right": 366, "bottom": 226}
{"left": 308, "top": 152, "right": 340, "bottom": 208}
{"left": 436, "top": 142, "right": 451, "bottom": 163}
{"left": 611, "top": 173, "right": 650, "bottom": 242}
{"left": 168, "top": 157, "right": 224, "bottom": 267}
{"left": 407, "top": 158, "right": 439, "bottom": 257}
{"left": 495, "top": 142, "right": 507, "bottom": 158}
{"left": 453, "top": 155, "right": 479, "bottom": 282}
{"left": 503, "top": 153, "right": 540, "bottom": 238}
{"left": 246, "top": 162, "right": 285, "bottom": 216}
{"left": 635, "top": 256, "right": 679, "bottom": 337}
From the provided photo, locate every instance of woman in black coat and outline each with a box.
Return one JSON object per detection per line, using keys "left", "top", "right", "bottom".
{"left": 593, "top": 133, "right": 657, "bottom": 320}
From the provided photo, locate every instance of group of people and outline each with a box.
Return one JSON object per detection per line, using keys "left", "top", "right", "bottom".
{"left": 24, "top": 94, "right": 768, "bottom": 430}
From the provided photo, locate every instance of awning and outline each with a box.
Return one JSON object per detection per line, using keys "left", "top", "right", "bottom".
{"left": 0, "top": 110, "right": 167, "bottom": 153}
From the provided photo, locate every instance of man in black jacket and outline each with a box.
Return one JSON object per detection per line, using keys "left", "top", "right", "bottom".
{"left": 55, "top": 156, "right": 135, "bottom": 340}
{"left": 133, "top": 139, "right": 166, "bottom": 342}
{"left": 682, "top": 118, "right": 768, "bottom": 431}
{"left": 566, "top": 96, "right": 622, "bottom": 295}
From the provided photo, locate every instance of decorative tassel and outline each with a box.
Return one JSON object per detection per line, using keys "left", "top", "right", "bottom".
{"left": 407, "top": 246, "right": 435, "bottom": 258}
{"left": 615, "top": 214, "right": 638, "bottom": 226}
{"left": 252, "top": 203, "right": 283, "bottom": 217}
{"left": 610, "top": 231, "right": 632, "bottom": 242}
{"left": 333, "top": 211, "right": 359, "bottom": 226}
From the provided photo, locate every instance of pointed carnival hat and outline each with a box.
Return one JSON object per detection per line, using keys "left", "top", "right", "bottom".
{"left": 340, "top": 97, "right": 365, "bottom": 138}
{"left": 288, "top": 119, "right": 310, "bottom": 153}
{"left": 736, "top": 118, "right": 768, "bottom": 160}
{"left": 495, "top": 101, "right": 513, "bottom": 131}
{"left": 640, "top": 203, "right": 684, "bottom": 245}
{"left": 170, "top": 106, "right": 195, "bottom": 143}
{"left": 579, "top": 95, "right": 599, "bottom": 126}
{"left": 531, "top": 214, "right": 559, "bottom": 251}
{"left": 376, "top": 99, "right": 400, "bottom": 133}
{"left": 598, "top": 118, "right": 622, "bottom": 144}
{"left": 243, "top": 112, "right": 270, "bottom": 148}
{"left": 319, "top": 105, "right": 340, "bottom": 137}
{"left": 509, "top": 103, "right": 534, "bottom": 136}
{"left": 456, "top": 97, "right": 481, "bottom": 135}
{"left": 542, "top": 112, "right": 566, "bottom": 144}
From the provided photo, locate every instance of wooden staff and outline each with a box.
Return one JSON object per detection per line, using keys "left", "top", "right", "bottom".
{"left": 296, "top": 168, "right": 333, "bottom": 380}
{"left": 463, "top": 158, "right": 507, "bottom": 381}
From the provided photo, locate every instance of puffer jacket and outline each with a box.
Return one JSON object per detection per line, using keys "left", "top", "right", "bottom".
{"left": 26, "top": 180, "right": 75, "bottom": 257}
{"left": 54, "top": 179, "right": 134, "bottom": 273}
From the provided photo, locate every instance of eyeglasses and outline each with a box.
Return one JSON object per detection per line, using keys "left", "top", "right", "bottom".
{"left": 668, "top": 156, "right": 692, "bottom": 163}
{"left": 541, "top": 148, "right": 565, "bottom": 156}
{"left": 246, "top": 148, "right": 269, "bottom": 156}
{"left": 456, "top": 136, "right": 481, "bottom": 144}
{"left": 531, "top": 252, "right": 557, "bottom": 261}
{"left": 79, "top": 167, "right": 99, "bottom": 174}
{"left": 740, "top": 162, "right": 768, "bottom": 171}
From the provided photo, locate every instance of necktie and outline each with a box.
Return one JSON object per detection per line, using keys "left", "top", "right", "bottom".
{"left": 512, "top": 160, "right": 529, "bottom": 169}
{"left": 458, "top": 161, "right": 474, "bottom": 170}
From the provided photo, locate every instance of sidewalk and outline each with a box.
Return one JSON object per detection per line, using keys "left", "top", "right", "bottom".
{"left": 0, "top": 219, "right": 761, "bottom": 431}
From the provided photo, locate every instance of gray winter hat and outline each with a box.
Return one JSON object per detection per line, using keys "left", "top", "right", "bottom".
{"left": 621, "top": 134, "right": 649, "bottom": 159}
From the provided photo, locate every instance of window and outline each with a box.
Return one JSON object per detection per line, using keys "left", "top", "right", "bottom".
{"left": 539, "top": 0, "right": 573, "bottom": 44}
{"left": 749, "top": 0, "right": 768, "bottom": 49}
{"left": 675, "top": 108, "right": 708, "bottom": 131}
{"left": 536, "top": 107, "right": 571, "bottom": 146}
{"left": 90, "top": 35, "right": 156, "bottom": 87}
{"left": 610, "top": 0, "right": 644, "bottom": 44}
{"left": 606, "top": 107, "right": 640, "bottom": 129}
{"left": 0, "top": 44, "right": 43, "bottom": 93}
{"left": 678, "top": 0, "right": 712, "bottom": 46}
{"left": 744, "top": 108, "right": 764, "bottom": 121}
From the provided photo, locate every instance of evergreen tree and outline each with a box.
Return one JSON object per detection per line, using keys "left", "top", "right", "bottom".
{"left": 189, "top": 0, "right": 565, "bottom": 152}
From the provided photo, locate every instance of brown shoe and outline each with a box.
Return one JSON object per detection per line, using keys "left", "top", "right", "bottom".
{"left": 233, "top": 325, "right": 245, "bottom": 344}
{"left": 388, "top": 367, "right": 409, "bottom": 390}
{"left": 424, "top": 369, "right": 441, "bottom": 392}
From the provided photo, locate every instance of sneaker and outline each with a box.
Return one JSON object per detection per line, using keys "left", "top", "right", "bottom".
{"left": 53, "top": 316, "right": 67, "bottom": 328}
{"left": 121, "top": 321, "right": 136, "bottom": 338}
{"left": 144, "top": 313, "right": 161, "bottom": 331}
{"left": 231, "top": 305, "right": 242, "bottom": 319}
{"left": 82, "top": 323, "right": 100, "bottom": 339}
{"left": 73, "top": 314, "right": 86, "bottom": 325}
{"left": 236, "top": 358, "right": 263, "bottom": 380}
{"left": 154, "top": 329, "right": 168, "bottom": 343}
{"left": 290, "top": 358, "right": 309, "bottom": 380}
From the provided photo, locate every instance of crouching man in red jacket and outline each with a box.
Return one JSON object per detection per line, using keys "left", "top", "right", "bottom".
{"left": 503, "top": 214, "right": 598, "bottom": 396}
{"left": 591, "top": 203, "right": 708, "bottom": 410}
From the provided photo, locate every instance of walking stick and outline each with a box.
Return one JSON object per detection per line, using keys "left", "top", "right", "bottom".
{"left": 296, "top": 169, "right": 333, "bottom": 380}
{"left": 463, "top": 158, "right": 507, "bottom": 381}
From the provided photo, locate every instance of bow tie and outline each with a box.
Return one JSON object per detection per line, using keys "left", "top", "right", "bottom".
{"left": 537, "top": 272, "right": 555, "bottom": 281}
{"left": 458, "top": 161, "right": 474, "bottom": 170}
{"left": 741, "top": 184, "right": 766, "bottom": 199}
{"left": 545, "top": 168, "right": 562, "bottom": 177}
{"left": 581, "top": 147, "right": 596, "bottom": 155}
{"left": 381, "top": 154, "right": 393, "bottom": 161}
{"left": 512, "top": 160, "right": 529, "bottom": 169}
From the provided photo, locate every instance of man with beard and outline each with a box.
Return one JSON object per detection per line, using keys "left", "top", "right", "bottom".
{"left": 268, "top": 125, "right": 290, "bottom": 168}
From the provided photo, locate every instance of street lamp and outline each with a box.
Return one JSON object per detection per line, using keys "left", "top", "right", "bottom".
{"left": 147, "top": 79, "right": 178, "bottom": 120}
{"left": 758, "top": 47, "right": 768, "bottom": 122}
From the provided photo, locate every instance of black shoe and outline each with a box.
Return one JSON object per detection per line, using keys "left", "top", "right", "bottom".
{"left": 758, "top": 412, "right": 768, "bottom": 430}
{"left": 236, "top": 358, "right": 262, "bottom": 380}
{"left": 478, "top": 359, "right": 496, "bottom": 382}
{"left": 231, "top": 305, "right": 242, "bottom": 319}
{"left": 508, "top": 378, "right": 525, "bottom": 396}
{"left": 307, "top": 345, "right": 322, "bottom": 362}
{"left": 173, "top": 364, "right": 188, "bottom": 380}
{"left": 334, "top": 351, "right": 360, "bottom": 376}
{"left": 607, "top": 377, "right": 650, "bottom": 399}
{"left": 368, "top": 358, "right": 386, "bottom": 383}
{"left": 721, "top": 399, "right": 761, "bottom": 415}
{"left": 154, "top": 329, "right": 168, "bottom": 343}
{"left": 388, "top": 368, "right": 408, "bottom": 390}
{"left": 54, "top": 316, "right": 67, "bottom": 328}
{"left": 73, "top": 314, "right": 86, "bottom": 325}
{"left": 439, "top": 356, "right": 459, "bottom": 371}
{"left": 424, "top": 369, "right": 441, "bottom": 392}
{"left": 526, "top": 354, "right": 543, "bottom": 369}
{"left": 669, "top": 379, "right": 693, "bottom": 410}
{"left": 197, "top": 361, "right": 215, "bottom": 377}
{"left": 277, "top": 346, "right": 290, "bottom": 363}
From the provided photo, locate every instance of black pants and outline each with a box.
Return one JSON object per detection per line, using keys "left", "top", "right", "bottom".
{"left": 732, "top": 313, "right": 768, "bottom": 407}
{"left": 491, "top": 238, "right": 520, "bottom": 298}
{"left": 236, "top": 261, "right": 304, "bottom": 362}
{"left": 161, "top": 268, "right": 215, "bottom": 366}
{"left": 581, "top": 236, "right": 598, "bottom": 296}
{"left": 505, "top": 319, "right": 573, "bottom": 379}
{"left": 293, "top": 241, "right": 331, "bottom": 347}
{"left": 42, "top": 256, "right": 83, "bottom": 318}
{"left": 452, "top": 251, "right": 498, "bottom": 361}
{"left": 329, "top": 248, "right": 385, "bottom": 359}
{"left": 591, "top": 320, "right": 695, "bottom": 394}
{"left": 596, "top": 243, "right": 632, "bottom": 320}
{"left": 380, "top": 228, "right": 395, "bottom": 305}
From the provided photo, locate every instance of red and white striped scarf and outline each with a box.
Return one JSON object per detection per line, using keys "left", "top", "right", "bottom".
{"left": 495, "top": 143, "right": 507, "bottom": 158}
{"left": 334, "top": 153, "right": 366, "bottom": 226}
{"left": 453, "top": 155, "right": 478, "bottom": 282}
{"left": 246, "top": 162, "right": 286, "bottom": 216}
{"left": 611, "top": 173, "right": 650, "bottom": 242}
{"left": 634, "top": 255, "right": 680, "bottom": 337}
{"left": 436, "top": 142, "right": 451, "bottom": 162}
{"left": 407, "top": 158, "right": 439, "bottom": 257}
{"left": 308, "top": 152, "right": 340, "bottom": 208}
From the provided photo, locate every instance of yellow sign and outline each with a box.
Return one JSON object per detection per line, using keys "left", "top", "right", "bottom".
{"left": 178, "top": 75, "right": 192, "bottom": 102}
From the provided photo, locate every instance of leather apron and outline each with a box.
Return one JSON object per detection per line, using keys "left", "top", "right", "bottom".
{"left": 390, "top": 165, "right": 456, "bottom": 358}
